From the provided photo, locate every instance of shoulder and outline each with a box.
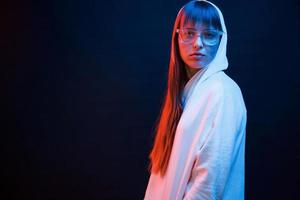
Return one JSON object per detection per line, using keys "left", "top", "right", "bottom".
{"left": 203, "top": 72, "right": 241, "bottom": 93}
{"left": 197, "top": 71, "right": 247, "bottom": 112}
{"left": 195, "top": 72, "right": 241, "bottom": 98}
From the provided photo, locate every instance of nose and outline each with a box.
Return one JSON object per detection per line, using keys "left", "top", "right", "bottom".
{"left": 193, "top": 35, "right": 204, "bottom": 49}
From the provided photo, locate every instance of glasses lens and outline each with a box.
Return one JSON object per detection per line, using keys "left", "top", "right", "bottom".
{"left": 180, "top": 29, "right": 197, "bottom": 43}
{"left": 202, "top": 30, "right": 220, "bottom": 46}
{"left": 179, "top": 29, "right": 221, "bottom": 45}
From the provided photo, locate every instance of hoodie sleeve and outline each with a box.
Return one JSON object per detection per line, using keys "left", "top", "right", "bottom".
{"left": 183, "top": 84, "right": 246, "bottom": 200}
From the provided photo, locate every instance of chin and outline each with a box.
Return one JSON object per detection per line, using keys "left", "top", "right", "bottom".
{"left": 188, "top": 62, "right": 205, "bottom": 69}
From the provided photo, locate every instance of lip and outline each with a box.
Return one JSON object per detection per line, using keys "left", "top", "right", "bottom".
{"left": 189, "top": 52, "right": 205, "bottom": 60}
{"left": 190, "top": 52, "right": 205, "bottom": 56}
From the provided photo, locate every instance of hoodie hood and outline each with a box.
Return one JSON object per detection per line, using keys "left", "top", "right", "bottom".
{"left": 181, "top": 0, "right": 228, "bottom": 106}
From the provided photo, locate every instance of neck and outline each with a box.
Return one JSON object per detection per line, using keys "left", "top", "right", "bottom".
{"left": 185, "top": 66, "right": 202, "bottom": 80}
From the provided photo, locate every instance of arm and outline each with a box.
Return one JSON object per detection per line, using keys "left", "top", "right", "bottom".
{"left": 183, "top": 87, "right": 246, "bottom": 200}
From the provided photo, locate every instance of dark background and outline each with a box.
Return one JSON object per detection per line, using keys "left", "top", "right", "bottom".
{"left": 2, "top": 0, "right": 300, "bottom": 199}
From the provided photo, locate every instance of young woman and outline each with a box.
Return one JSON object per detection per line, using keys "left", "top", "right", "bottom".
{"left": 144, "top": 0, "right": 247, "bottom": 199}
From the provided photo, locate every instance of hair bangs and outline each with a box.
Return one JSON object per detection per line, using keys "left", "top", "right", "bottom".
{"left": 181, "top": 1, "right": 221, "bottom": 30}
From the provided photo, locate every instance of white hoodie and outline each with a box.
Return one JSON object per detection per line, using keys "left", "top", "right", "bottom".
{"left": 144, "top": 1, "right": 247, "bottom": 199}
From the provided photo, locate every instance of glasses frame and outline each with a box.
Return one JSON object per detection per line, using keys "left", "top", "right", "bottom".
{"left": 176, "top": 28, "right": 224, "bottom": 46}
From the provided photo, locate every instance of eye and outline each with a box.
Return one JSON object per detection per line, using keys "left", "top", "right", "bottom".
{"left": 203, "top": 31, "right": 218, "bottom": 39}
{"left": 182, "top": 29, "right": 195, "bottom": 38}
{"left": 187, "top": 30, "right": 195, "bottom": 36}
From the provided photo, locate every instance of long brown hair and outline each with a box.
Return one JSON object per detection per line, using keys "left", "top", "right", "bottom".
{"left": 149, "top": 0, "right": 222, "bottom": 177}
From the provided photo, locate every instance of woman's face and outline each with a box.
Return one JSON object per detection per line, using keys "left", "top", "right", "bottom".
{"left": 178, "top": 21, "right": 220, "bottom": 70}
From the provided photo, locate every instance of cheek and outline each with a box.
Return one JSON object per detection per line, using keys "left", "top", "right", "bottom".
{"left": 207, "top": 46, "right": 218, "bottom": 59}
{"left": 178, "top": 42, "right": 189, "bottom": 58}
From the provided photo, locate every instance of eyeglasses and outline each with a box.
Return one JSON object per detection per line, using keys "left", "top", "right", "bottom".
{"left": 176, "top": 28, "right": 223, "bottom": 46}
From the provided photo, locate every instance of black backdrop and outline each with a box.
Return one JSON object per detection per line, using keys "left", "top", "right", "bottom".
{"left": 3, "top": 0, "right": 300, "bottom": 199}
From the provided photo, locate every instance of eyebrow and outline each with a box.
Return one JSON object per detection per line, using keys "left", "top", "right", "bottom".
{"left": 182, "top": 27, "right": 216, "bottom": 31}
{"left": 183, "top": 26, "right": 196, "bottom": 29}
{"left": 182, "top": 27, "right": 197, "bottom": 30}
{"left": 182, "top": 24, "right": 210, "bottom": 29}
